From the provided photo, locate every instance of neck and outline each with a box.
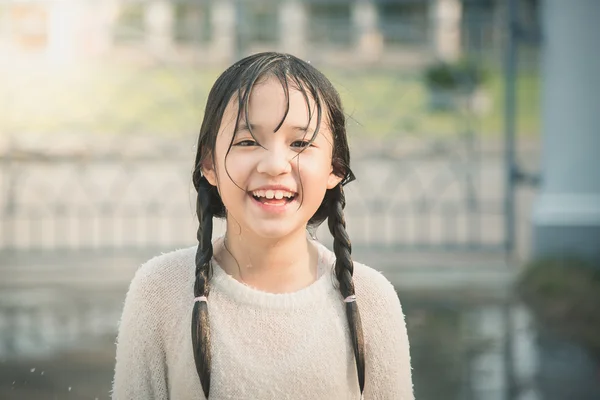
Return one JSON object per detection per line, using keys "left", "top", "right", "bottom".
{"left": 215, "top": 222, "right": 318, "bottom": 293}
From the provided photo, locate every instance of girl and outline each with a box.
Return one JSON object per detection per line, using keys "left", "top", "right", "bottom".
{"left": 112, "top": 52, "right": 413, "bottom": 399}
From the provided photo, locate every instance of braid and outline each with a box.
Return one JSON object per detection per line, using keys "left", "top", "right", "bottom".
{"left": 191, "top": 176, "right": 214, "bottom": 398}
{"left": 327, "top": 184, "right": 366, "bottom": 394}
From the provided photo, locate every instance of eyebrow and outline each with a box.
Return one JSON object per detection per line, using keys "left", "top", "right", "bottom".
{"left": 236, "top": 123, "right": 311, "bottom": 133}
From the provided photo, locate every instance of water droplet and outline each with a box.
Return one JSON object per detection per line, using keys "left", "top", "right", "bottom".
{"left": 30, "top": 368, "right": 35, "bottom": 373}
{"left": 41, "top": 371, "right": 44, "bottom": 375}
{"left": 12, "top": 381, "right": 15, "bottom": 385}
{"left": 68, "top": 387, "right": 72, "bottom": 391}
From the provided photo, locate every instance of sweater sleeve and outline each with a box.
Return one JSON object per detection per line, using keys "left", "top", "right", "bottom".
{"left": 112, "top": 263, "right": 169, "bottom": 400}
{"left": 358, "top": 268, "right": 414, "bottom": 400}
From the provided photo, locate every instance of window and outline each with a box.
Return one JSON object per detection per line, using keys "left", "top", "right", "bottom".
{"left": 247, "top": 3, "right": 278, "bottom": 44}
{"left": 378, "top": 1, "right": 428, "bottom": 46}
{"left": 307, "top": 3, "right": 352, "bottom": 47}
{"left": 10, "top": 4, "right": 48, "bottom": 50}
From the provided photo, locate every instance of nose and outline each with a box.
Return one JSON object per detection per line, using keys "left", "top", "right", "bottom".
{"left": 256, "top": 145, "right": 292, "bottom": 176}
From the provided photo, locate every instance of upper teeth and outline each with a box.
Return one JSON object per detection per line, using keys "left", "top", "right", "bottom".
{"left": 252, "top": 190, "right": 295, "bottom": 199}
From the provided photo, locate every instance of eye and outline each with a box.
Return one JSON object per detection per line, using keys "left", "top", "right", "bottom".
{"left": 234, "top": 139, "right": 258, "bottom": 147}
{"left": 291, "top": 140, "right": 311, "bottom": 149}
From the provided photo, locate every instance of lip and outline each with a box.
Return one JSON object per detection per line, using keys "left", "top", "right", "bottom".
{"left": 248, "top": 194, "right": 296, "bottom": 214}
{"left": 248, "top": 193, "right": 298, "bottom": 214}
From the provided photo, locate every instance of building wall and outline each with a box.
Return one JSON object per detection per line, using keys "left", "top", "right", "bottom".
{"left": 0, "top": 0, "right": 510, "bottom": 67}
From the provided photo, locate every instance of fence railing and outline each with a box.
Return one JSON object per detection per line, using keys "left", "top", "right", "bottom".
{"left": 1, "top": 135, "right": 508, "bottom": 252}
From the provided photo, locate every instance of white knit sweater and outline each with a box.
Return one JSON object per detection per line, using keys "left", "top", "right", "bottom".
{"left": 112, "top": 241, "right": 414, "bottom": 400}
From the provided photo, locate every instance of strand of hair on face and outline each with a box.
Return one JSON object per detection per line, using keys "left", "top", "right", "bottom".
{"left": 327, "top": 184, "right": 366, "bottom": 394}
{"left": 192, "top": 177, "right": 214, "bottom": 398}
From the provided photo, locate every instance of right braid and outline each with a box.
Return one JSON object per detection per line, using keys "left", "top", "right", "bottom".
{"left": 327, "top": 184, "right": 366, "bottom": 394}
{"left": 191, "top": 176, "right": 214, "bottom": 398}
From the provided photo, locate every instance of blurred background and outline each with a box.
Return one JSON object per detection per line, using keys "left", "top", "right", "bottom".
{"left": 1, "top": 0, "right": 599, "bottom": 399}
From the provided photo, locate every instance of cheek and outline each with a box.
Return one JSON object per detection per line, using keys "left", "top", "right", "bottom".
{"left": 217, "top": 153, "right": 253, "bottom": 185}
{"left": 296, "top": 155, "right": 333, "bottom": 202}
{"left": 297, "top": 152, "right": 332, "bottom": 180}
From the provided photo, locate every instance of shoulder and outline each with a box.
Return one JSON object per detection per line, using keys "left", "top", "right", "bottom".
{"left": 127, "top": 246, "right": 196, "bottom": 302}
{"left": 119, "top": 246, "right": 197, "bottom": 341}
{"left": 352, "top": 261, "right": 402, "bottom": 313}
{"left": 136, "top": 246, "right": 196, "bottom": 277}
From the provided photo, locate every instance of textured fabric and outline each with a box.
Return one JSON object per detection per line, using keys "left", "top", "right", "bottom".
{"left": 112, "top": 240, "right": 414, "bottom": 400}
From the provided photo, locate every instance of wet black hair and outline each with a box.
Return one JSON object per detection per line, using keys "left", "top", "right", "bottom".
{"left": 191, "top": 52, "right": 364, "bottom": 398}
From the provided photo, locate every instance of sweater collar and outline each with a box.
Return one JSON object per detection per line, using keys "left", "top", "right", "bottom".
{"left": 209, "top": 240, "right": 339, "bottom": 309}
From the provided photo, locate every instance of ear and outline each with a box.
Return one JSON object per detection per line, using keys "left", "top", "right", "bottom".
{"left": 201, "top": 156, "right": 217, "bottom": 187}
{"left": 327, "top": 170, "right": 343, "bottom": 190}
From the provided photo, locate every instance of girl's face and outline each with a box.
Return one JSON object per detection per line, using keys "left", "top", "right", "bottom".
{"left": 203, "top": 76, "right": 342, "bottom": 240}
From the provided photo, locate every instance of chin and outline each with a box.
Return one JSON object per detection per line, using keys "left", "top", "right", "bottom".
{"left": 250, "top": 222, "right": 305, "bottom": 241}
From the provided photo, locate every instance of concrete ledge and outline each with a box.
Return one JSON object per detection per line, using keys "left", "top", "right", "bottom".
{"left": 1, "top": 248, "right": 516, "bottom": 295}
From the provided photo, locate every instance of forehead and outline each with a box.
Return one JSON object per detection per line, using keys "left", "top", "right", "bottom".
{"left": 221, "top": 75, "right": 326, "bottom": 133}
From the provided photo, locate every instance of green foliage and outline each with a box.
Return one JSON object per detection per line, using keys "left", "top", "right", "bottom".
{"left": 517, "top": 257, "right": 600, "bottom": 361}
{"left": 0, "top": 65, "right": 539, "bottom": 138}
{"left": 424, "top": 59, "right": 488, "bottom": 91}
